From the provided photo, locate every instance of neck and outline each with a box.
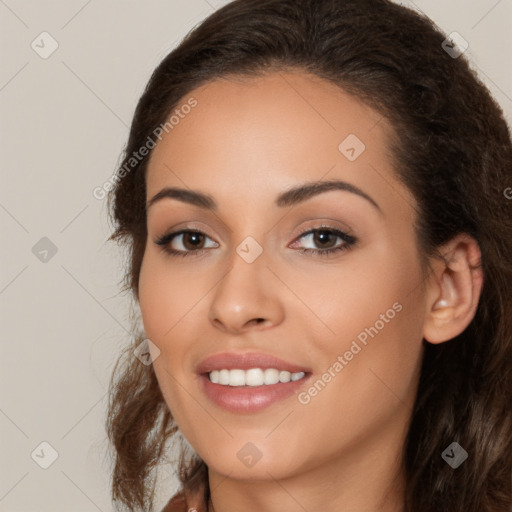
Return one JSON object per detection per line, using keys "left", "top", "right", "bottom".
{"left": 207, "top": 413, "right": 409, "bottom": 512}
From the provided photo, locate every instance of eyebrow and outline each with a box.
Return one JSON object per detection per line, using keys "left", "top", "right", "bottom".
{"left": 146, "top": 179, "right": 382, "bottom": 214}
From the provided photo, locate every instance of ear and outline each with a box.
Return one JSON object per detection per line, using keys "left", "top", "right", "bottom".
{"left": 423, "top": 233, "right": 484, "bottom": 344}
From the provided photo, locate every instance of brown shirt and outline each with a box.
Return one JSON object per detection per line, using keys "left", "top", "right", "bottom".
{"left": 160, "top": 489, "right": 208, "bottom": 512}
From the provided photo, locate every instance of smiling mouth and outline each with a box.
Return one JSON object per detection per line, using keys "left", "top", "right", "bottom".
{"left": 208, "top": 368, "right": 307, "bottom": 386}
{"left": 199, "top": 368, "right": 311, "bottom": 413}
{"left": 196, "top": 351, "right": 312, "bottom": 412}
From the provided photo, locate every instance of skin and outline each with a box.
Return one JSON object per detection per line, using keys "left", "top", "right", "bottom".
{"left": 138, "top": 70, "right": 483, "bottom": 512}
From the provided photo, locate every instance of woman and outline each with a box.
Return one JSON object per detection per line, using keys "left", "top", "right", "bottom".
{"left": 105, "top": 1, "right": 512, "bottom": 511}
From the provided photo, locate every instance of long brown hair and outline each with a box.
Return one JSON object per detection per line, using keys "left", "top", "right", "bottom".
{"left": 105, "top": 0, "right": 512, "bottom": 510}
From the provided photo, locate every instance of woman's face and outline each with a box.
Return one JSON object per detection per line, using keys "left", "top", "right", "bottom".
{"left": 139, "top": 71, "right": 428, "bottom": 482}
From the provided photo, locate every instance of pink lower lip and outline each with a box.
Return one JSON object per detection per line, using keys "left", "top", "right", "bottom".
{"left": 199, "top": 373, "right": 310, "bottom": 413}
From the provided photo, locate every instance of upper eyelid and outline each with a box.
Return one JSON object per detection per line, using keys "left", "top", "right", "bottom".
{"left": 158, "top": 216, "right": 352, "bottom": 235}
{"left": 292, "top": 221, "right": 354, "bottom": 245}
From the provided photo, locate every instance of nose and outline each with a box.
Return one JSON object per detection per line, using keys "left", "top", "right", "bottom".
{"left": 208, "top": 246, "right": 285, "bottom": 334}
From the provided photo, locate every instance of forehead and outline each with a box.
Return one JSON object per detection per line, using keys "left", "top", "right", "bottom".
{"left": 145, "top": 70, "right": 413, "bottom": 216}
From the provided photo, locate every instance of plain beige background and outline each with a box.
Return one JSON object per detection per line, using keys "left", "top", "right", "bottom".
{"left": 1, "top": 1, "right": 511, "bottom": 511}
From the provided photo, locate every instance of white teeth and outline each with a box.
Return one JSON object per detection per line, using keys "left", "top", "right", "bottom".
{"left": 219, "top": 369, "right": 230, "bottom": 385}
{"left": 264, "top": 368, "right": 280, "bottom": 385}
{"left": 279, "top": 371, "right": 291, "bottom": 383}
{"left": 229, "top": 369, "right": 246, "bottom": 386}
{"left": 246, "top": 368, "right": 264, "bottom": 386}
{"left": 208, "top": 368, "right": 306, "bottom": 386}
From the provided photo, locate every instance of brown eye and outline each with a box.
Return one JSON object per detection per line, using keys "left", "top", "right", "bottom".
{"left": 291, "top": 227, "right": 357, "bottom": 257}
{"left": 181, "top": 232, "right": 206, "bottom": 250}
{"left": 312, "top": 230, "right": 338, "bottom": 249}
{"left": 155, "top": 229, "right": 219, "bottom": 258}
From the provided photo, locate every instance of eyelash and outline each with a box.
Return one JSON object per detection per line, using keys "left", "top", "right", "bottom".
{"left": 154, "top": 226, "right": 357, "bottom": 259}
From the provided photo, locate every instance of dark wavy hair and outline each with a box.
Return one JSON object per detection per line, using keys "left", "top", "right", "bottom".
{"left": 104, "top": 0, "right": 512, "bottom": 510}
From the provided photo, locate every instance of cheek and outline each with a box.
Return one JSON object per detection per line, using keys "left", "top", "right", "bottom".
{"left": 294, "top": 244, "right": 427, "bottom": 414}
{"left": 292, "top": 242, "right": 424, "bottom": 348}
{"left": 289, "top": 299, "right": 425, "bottom": 464}
{"left": 138, "top": 254, "right": 200, "bottom": 424}
{"left": 138, "top": 250, "right": 205, "bottom": 340}
{"left": 138, "top": 258, "right": 167, "bottom": 339}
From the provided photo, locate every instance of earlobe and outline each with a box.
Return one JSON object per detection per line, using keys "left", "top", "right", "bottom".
{"left": 423, "top": 234, "right": 484, "bottom": 344}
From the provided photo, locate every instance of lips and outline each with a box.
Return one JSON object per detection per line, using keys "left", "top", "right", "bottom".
{"left": 196, "top": 352, "right": 311, "bottom": 374}
{"left": 196, "top": 352, "right": 312, "bottom": 413}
